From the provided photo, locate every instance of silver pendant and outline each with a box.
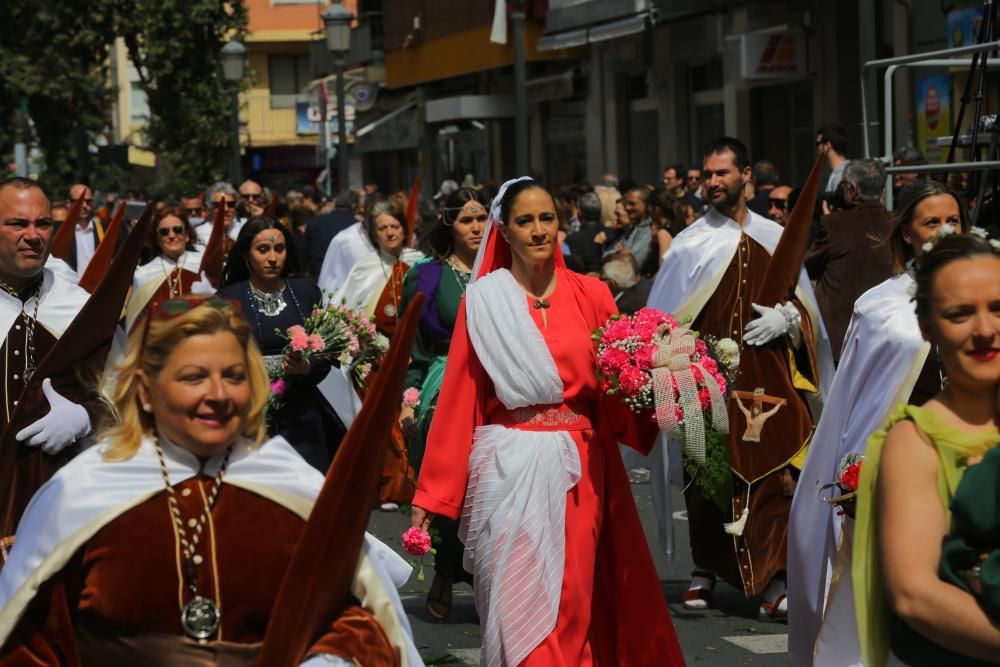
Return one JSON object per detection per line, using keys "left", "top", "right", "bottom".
{"left": 181, "top": 595, "right": 221, "bottom": 641}
{"left": 383, "top": 303, "right": 397, "bottom": 318}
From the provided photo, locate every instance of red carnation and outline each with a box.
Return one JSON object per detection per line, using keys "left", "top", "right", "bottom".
{"left": 840, "top": 463, "right": 861, "bottom": 491}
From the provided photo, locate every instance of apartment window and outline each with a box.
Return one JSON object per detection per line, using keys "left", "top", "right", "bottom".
{"left": 130, "top": 82, "right": 149, "bottom": 122}
{"left": 269, "top": 55, "right": 311, "bottom": 108}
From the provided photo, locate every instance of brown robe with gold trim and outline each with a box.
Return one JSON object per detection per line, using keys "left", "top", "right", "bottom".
{"left": 367, "top": 261, "right": 415, "bottom": 506}
{"left": 0, "top": 480, "right": 397, "bottom": 665}
{"left": 686, "top": 234, "right": 819, "bottom": 597}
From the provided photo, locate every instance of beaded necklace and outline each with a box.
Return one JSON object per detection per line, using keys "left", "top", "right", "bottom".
{"left": 245, "top": 280, "right": 306, "bottom": 344}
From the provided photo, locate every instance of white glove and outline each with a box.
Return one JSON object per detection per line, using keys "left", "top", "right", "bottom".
{"left": 777, "top": 301, "right": 802, "bottom": 348}
{"left": 15, "top": 378, "right": 91, "bottom": 455}
{"left": 190, "top": 271, "right": 215, "bottom": 296}
{"left": 743, "top": 303, "right": 793, "bottom": 347}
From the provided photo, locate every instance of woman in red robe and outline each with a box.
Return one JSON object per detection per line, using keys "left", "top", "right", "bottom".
{"left": 410, "top": 178, "right": 685, "bottom": 667}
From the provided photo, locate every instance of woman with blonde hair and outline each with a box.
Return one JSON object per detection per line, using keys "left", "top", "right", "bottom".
{"left": 0, "top": 297, "right": 420, "bottom": 666}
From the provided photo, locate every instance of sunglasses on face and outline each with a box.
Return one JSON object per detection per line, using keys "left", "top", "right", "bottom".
{"left": 157, "top": 225, "right": 186, "bottom": 237}
{"left": 768, "top": 198, "right": 788, "bottom": 208}
{"left": 184, "top": 207, "right": 203, "bottom": 216}
{"left": 214, "top": 200, "right": 236, "bottom": 209}
{"left": 241, "top": 192, "right": 264, "bottom": 202}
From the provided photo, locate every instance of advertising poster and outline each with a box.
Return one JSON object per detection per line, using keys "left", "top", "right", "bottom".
{"left": 915, "top": 75, "right": 951, "bottom": 164}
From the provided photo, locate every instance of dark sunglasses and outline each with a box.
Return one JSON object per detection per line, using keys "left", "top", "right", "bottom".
{"left": 241, "top": 192, "right": 264, "bottom": 201}
{"left": 140, "top": 297, "right": 240, "bottom": 354}
{"left": 768, "top": 198, "right": 788, "bottom": 208}
{"left": 213, "top": 200, "right": 236, "bottom": 209}
{"left": 157, "top": 225, "right": 186, "bottom": 237}
{"left": 184, "top": 207, "right": 203, "bottom": 216}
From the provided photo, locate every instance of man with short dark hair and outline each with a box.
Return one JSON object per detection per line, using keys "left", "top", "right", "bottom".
{"left": 305, "top": 189, "right": 359, "bottom": 278}
{"left": 0, "top": 178, "right": 95, "bottom": 526}
{"left": 748, "top": 160, "right": 780, "bottom": 217}
{"left": 647, "top": 137, "right": 833, "bottom": 619}
{"left": 805, "top": 158, "right": 895, "bottom": 363}
{"left": 766, "top": 185, "right": 793, "bottom": 225}
{"left": 603, "top": 187, "right": 654, "bottom": 271}
{"left": 565, "top": 191, "right": 604, "bottom": 274}
{"left": 892, "top": 145, "right": 927, "bottom": 198}
{"left": 816, "top": 123, "right": 849, "bottom": 193}
{"left": 66, "top": 183, "right": 104, "bottom": 274}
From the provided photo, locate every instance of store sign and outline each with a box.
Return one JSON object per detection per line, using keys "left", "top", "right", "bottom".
{"left": 740, "top": 30, "right": 806, "bottom": 80}
{"left": 947, "top": 6, "right": 985, "bottom": 48}
{"left": 296, "top": 101, "right": 356, "bottom": 140}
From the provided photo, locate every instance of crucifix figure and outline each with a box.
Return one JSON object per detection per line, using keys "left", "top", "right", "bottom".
{"left": 732, "top": 388, "right": 787, "bottom": 443}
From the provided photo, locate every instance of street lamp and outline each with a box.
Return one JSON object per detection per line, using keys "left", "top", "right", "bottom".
{"left": 221, "top": 39, "right": 246, "bottom": 184}
{"left": 322, "top": 0, "right": 353, "bottom": 192}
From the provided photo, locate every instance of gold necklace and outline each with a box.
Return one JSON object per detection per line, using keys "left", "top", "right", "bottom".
{"left": 161, "top": 253, "right": 184, "bottom": 298}
{"left": 153, "top": 438, "right": 232, "bottom": 642}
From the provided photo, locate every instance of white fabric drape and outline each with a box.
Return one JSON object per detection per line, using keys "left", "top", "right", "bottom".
{"left": 787, "top": 271, "right": 928, "bottom": 666}
{"left": 461, "top": 267, "right": 580, "bottom": 667}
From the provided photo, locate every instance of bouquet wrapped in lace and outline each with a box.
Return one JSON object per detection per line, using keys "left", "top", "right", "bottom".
{"left": 266, "top": 301, "right": 388, "bottom": 415}
{"left": 593, "top": 308, "right": 738, "bottom": 464}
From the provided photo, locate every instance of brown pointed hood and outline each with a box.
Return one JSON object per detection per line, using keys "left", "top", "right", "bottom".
{"left": 78, "top": 201, "right": 127, "bottom": 293}
{"left": 198, "top": 201, "right": 228, "bottom": 288}
{"left": 48, "top": 195, "right": 86, "bottom": 262}
{"left": 257, "top": 293, "right": 425, "bottom": 665}
{"left": 0, "top": 204, "right": 155, "bottom": 537}
{"left": 753, "top": 154, "right": 825, "bottom": 306}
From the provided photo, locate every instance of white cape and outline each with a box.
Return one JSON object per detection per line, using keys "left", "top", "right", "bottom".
{"left": 43, "top": 257, "right": 79, "bottom": 286}
{"left": 0, "top": 267, "right": 89, "bottom": 343}
{"left": 317, "top": 222, "right": 374, "bottom": 296}
{"left": 126, "top": 250, "right": 205, "bottom": 330}
{"left": 0, "top": 434, "right": 424, "bottom": 667}
{"left": 644, "top": 208, "right": 835, "bottom": 567}
{"left": 787, "top": 271, "right": 928, "bottom": 666}
{"left": 330, "top": 248, "right": 425, "bottom": 315}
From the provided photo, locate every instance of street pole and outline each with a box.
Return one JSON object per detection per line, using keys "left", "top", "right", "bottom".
{"left": 231, "top": 92, "right": 242, "bottom": 184}
{"left": 511, "top": 0, "right": 528, "bottom": 175}
{"left": 13, "top": 98, "right": 28, "bottom": 177}
{"left": 336, "top": 58, "right": 349, "bottom": 190}
{"left": 323, "top": 85, "right": 333, "bottom": 196}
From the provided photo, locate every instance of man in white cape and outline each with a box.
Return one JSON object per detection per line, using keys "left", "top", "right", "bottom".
{"left": 646, "top": 137, "right": 835, "bottom": 616}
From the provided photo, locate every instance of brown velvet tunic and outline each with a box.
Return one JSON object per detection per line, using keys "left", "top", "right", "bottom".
{"left": 685, "top": 234, "right": 819, "bottom": 597}
{"left": 0, "top": 318, "right": 84, "bottom": 543}
{"left": 0, "top": 480, "right": 398, "bottom": 666}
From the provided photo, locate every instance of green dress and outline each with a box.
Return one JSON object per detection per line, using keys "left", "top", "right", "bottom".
{"left": 853, "top": 405, "right": 1000, "bottom": 667}
{"left": 399, "top": 258, "right": 472, "bottom": 586}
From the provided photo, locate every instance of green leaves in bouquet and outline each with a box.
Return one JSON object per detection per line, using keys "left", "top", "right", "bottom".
{"left": 682, "top": 428, "right": 733, "bottom": 513}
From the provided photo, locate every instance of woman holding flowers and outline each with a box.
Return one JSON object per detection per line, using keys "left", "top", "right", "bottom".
{"left": 410, "top": 177, "right": 684, "bottom": 667}
{"left": 397, "top": 186, "right": 487, "bottom": 619}
{"left": 853, "top": 233, "right": 1000, "bottom": 667}
{"left": 219, "top": 216, "right": 344, "bottom": 471}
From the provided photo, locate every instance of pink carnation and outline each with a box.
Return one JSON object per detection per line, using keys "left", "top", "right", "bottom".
{"left": 269, "top": 378, "right": 287, "bottom": 397}
{"left": 598, "top": 346, "right": 632, "bottom": 375}
{"left": 618, "top": 364, "right": 649, "bottom": 397}
{"left": 694, "top": 338, "right": 709, "bottom": 357}
{"left": 288, "top": 325, "right": 309, "bottom": 352}
{"left": 634, "top": 344, "right": 656, "bottom": 370}
{"left": 632, "top": 319, "right": 660, "bottom": 341}
{"left": 307, "top": 333, "right": 325, "bottom": 352}
{"left": 401, "top": 527, "right": 432, "bottom": 556}
{"left": 402, "top": 387, "right": 420, "bottom": 406}
{"left": 602, "top": 318, "right": 633, "bottom": 344}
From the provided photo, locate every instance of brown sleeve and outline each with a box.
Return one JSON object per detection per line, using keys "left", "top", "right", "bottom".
{"left": 0, "top": 572, "right": 81, "bottom": 667}
{"left": 306, "top": 604, "right": 398, "bottom": 666}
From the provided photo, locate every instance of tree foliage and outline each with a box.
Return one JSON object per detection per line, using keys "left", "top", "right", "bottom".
{"left": 115, "top": 0, "right": 248, "bottom": 195}
{"left": 0, "top": 1, "right": 247, "bottom": 197}
{"left": 0, "top": 0, "right": 117, "bottom": 194}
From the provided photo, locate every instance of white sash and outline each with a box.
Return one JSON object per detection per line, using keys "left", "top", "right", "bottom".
{"left": 462, "top": 268, "right": 581, "bottom": 667}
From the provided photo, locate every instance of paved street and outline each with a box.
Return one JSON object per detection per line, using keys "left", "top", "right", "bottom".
{"left": 367, "top": 469, "right": 788, "bottom": 666}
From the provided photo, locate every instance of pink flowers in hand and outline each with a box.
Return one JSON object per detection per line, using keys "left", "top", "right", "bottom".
{"left": 307, "top": 333, "right": 325, "bottom": 352}
{"left": 288, "top": 325, "right": 309, "bottom": 352}
{"left": 269, "top": 378, "right": 287, "bottom": 397}
{"left": 402, "top": 388, "right": 420, "bottom": 409}
{"left": 401, "top": 527, "right": 432, "bottom": 556}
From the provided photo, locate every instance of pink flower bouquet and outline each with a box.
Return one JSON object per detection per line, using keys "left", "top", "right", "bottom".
{"left": 594, "top": 308, "right": 734, "bottom": 463}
